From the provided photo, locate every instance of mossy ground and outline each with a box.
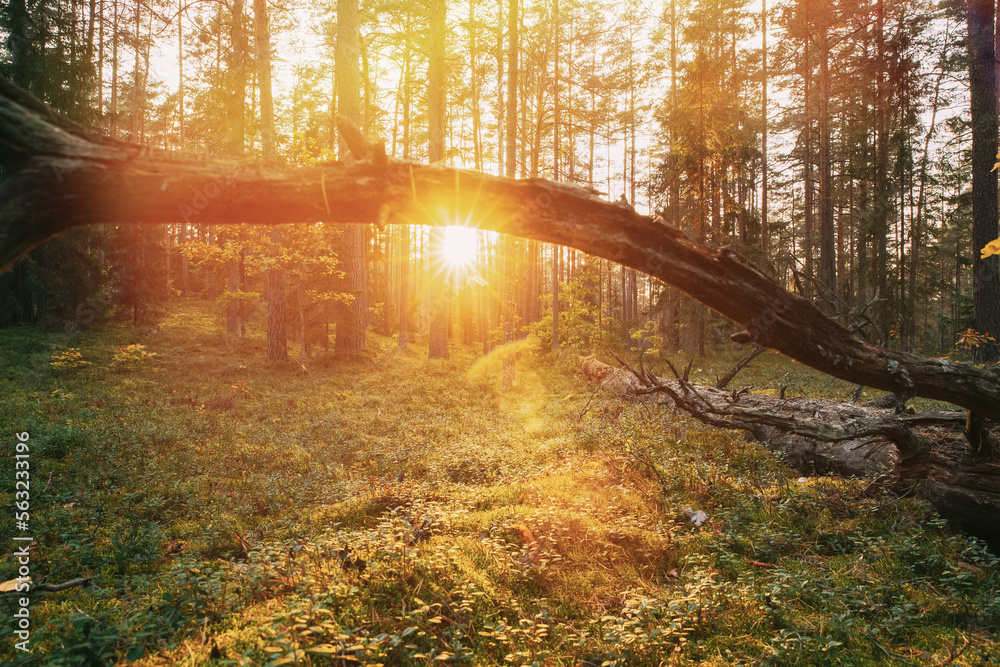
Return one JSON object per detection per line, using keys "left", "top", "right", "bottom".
{"left": 0, "top": 300, "right": 998, "bottom": 665}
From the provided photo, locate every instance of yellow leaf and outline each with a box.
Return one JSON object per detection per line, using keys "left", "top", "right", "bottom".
{"left": 982, "top": 238, "right": 1000, "bottom": 259}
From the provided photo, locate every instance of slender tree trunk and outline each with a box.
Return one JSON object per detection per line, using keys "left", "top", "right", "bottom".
{"left": 231, "top": 0, "right": 246, "bottom": 155}
{"left": 86, "top": 0, "right": 97, "bottom": 74}
{"left": 502, "top": 0, "right": 519, "bottom": 389}
{"left": 761, "top": 0, "right": 767, "bottom": 252}
{"left": 818, "top": 24, "right": 836, "bottom": 294}
{"left": 8, "top": 0, "right": 31, "bottom": 95}
{"left": 299, "top": 290, "right": 307, "bottom": 367}
{"left": 225, "top": 0, "right": 247, "bottom": 334}
{"left": 177, "top": 0, "right": 183, "bottom": 148}
{"left": 552, "top": 245, "right": 560, "bottom": 350}
{"left": 111, "top": 0, "right": 118, "bottom": 137}
{"left": 911, "top": 25, "right": 948, "bottom": 347}
{"left": 468, "top": 0, "right": 483, "bottom": 170}
{"left": 802, "top": 35, "right": 814, "bottom": 292}
{"left": 428, "top": 0, "right": 449, "bottom": 359}
{"left": 873, "top": 0, "right": 891, "bottom": 334}
{"left": 130, "top": 0, "right": 143, "bottom": 142}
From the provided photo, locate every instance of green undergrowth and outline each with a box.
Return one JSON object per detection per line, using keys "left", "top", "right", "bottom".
{"left": 0, "top": 300, "right": 997, "bottom": 665}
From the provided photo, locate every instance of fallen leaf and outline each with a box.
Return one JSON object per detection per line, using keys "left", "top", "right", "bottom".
{"left": 957, "top": 561, "right": 983, "bottom": 573}
{"left": 748, "top": 560, "right": 776, "bottom": 569}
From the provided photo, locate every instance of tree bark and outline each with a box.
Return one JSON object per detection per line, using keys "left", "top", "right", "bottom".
{"left": 333, "top": 0, "right": 367, "bottom": 355}
{"left": 760, "top": 0, "right": 768, "bottom": 252}
{"left": 253, "top": 0, "right": 275, "bottom": 162}
{"left": 428, "top": 0, "right": 449, "bottom": 360}
{"left": 1, "top": 77, "right": 1000, "bottom": 418}
{"left": 966, "top": 0, "right": 1000, "bottom": 454}
{"left": 253, "top": 0, "right": 285, "bottom": 360}
{"left": 231, "top": 0, "right": 246, "bottom": 156}
{"left": 817, "top": 22, "right": 836, "bottom": 294}
{"left": 968, "top": 0, "right": 1000, "bottom": 365}
{"left": 7, "top": 0, "right": 31, "bottom": 90}
{"left": 502, "top": 0, "right": 519, "bottom": 389}
{"left": 266, "top": 265, "right": 287, "bottom": 361}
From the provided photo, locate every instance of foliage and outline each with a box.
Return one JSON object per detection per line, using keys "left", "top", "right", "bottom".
{"left": 529, "top": 259, "right": 609, "bottom": 350}
{"left": 983, "top": 238, "right": 1000, "bottom": 259}
{"left": 49, "top": 348, "right": 91, "bottom": 370}
{"left": 0, "top": 301, "right": 997, "bottom": 665}
{"left": 110, "top": 343, "right": 158, "bottom": 371}
{"left": 957, "top": 328, "right": 998, "bottom": 350}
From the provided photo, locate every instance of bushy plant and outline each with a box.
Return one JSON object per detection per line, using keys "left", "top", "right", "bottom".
{"left": 49, "top": 347, "right": 91, "bottom": 370}
{"left": 110, "top": 343, "right": 157, "bottom": 371}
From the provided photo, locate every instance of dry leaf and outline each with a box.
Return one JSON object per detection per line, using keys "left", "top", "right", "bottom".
{"left": 957, "top": 561, "right": 983, "bottom": 573}
{"left": 0, "top": 578, "right": 28, "bottom": 593}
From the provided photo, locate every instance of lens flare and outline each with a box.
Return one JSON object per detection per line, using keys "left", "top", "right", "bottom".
{"left": 441, "top": 225, "right": 478, "bottom": 267}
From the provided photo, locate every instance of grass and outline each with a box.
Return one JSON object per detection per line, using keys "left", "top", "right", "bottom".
{"left": 0, "top": 299, "right": 997, "bottom": 666}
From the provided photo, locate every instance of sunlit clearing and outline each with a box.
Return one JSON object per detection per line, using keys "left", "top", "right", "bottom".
{"left": 442, "top": 225, "right": 478, "bottom": 267}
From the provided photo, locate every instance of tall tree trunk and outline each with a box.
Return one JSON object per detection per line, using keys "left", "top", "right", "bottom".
{"left": 7, "top": 0, "right": 30, "bottom": 91}
{"left": 225, "top": 0, "right": 247, "bottom": 334}
{"left": 254, "top": 0, "right": 275, "bottom": 161}
{"left": 502, "top": 0, "right": 519, "bottom": 389}
{"left": 86, "top": 0, "right": 97, "bottom": 74}
{"left": 428, "top": 0, "right": 449, "bottom": 359}
{"left": 266, "top": 267, "right": 287, "bottom": 361}
{"left": 911, "top": 23, "right": 949, "bottom": 349}
{"left": 802, "top": 34, "right": 814, "bottom": 293}
{"left": 399, "top": 225, "right": 409, "bottom": 348}
{"left": 177, "top": 0, "right": 184, "bottom": 149}
{"left": 255, "top": 0, "right": 285, "bottom": 360}
{"left": 761, "top": 0, "right": 768, "bottom": 252}
{"left": 130, "top": 0, "right": 142, "bottom": 143}
{"left": 818, "top": 23, "right": 836, "bottom": 295}
{"left": 334, "top": 0, "right": 367, "bottom": 355}
{"left": 552, "top": 245, "right": 560, "bottom": 350}
{"left": 967, "top": 0, "right": 1000, "bottom": 454}
{"left": 299, "top": 289, "right": 307, "bottom": 367}
{"left": 468, "top": 0, "right": 483, "bottom": 170}
{"left": 550, "top": 0, "right": 561, "bottom": 352}
{"left": 231, "top": 0, "right": 246, "bottom": 155}
{"left": 872, "top": 0, "right": 891, "bottom": 336}
{"left": 969, "top": 0, "right": 1000, "bottom": 364}
{"left": 111, "top": 0, "right": 118, "bottom": 137}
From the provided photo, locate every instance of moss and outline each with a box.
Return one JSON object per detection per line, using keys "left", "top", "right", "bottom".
{"left": 0, "top": 299, "right": 997, "bottom": 665}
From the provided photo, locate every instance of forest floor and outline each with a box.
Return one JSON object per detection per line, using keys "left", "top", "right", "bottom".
{"left": 0, "top": 300, "right": 998, "bottom": 666}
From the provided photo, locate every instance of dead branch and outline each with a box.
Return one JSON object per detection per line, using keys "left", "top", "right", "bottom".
{"left": 33, "top": 577, "right": 93, "bottom": 593}
{"left": 1, "top": 76, "right": 999, "bottom": 420}
{"left": 716, "top": 344, "right": 765, "bottom": 389}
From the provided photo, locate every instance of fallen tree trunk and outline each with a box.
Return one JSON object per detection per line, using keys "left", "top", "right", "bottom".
{"left": 1, "top": 76, "right": 999, "bottom": 421}
{"left": 579, "top": 357, "right": 1000, "bottom": 551}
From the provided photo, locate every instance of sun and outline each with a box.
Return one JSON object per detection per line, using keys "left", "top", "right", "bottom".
{"left": 441, "top": 225, "right": 478, "bottom": 267}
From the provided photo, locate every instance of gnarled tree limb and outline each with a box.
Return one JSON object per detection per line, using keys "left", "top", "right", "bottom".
{"left": 1, "top": 77, "right": 999, "bottom": 419}
{"left": 580, "top": 357, "right": 1000, "bottom": 549}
